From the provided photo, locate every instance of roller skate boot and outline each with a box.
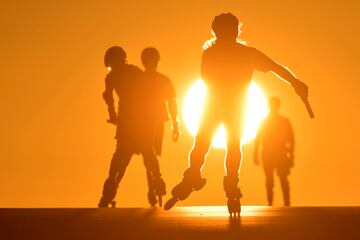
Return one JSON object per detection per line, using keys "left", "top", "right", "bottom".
{"left": 164, "top": 169, "right": 206, "bottom": 210}
{"left": 223, "top": 176, "right": 242, "bottom": 217}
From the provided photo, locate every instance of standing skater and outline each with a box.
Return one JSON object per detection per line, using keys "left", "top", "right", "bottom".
{"left": 165, "top": 13, "right": 309, "bottom": 216}
{"left": 253, "top": 97, "right": 294, "bottom": 206}
{"left": 98, "top": 46, "right": 167, "bottom": 207}
{"left": 141, "top": 47, "right": 180, "bottom": 207}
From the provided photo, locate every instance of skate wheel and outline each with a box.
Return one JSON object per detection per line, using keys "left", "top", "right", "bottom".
{"left": 164, "top": 197, "right": 178, "bottom": 210}
{"left": 227, "top": 199, "right": 241, "bottom": 217}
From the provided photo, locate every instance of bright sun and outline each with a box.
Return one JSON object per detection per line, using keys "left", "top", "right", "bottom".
{"left": 183, "top": 79, "right": 268, "bottom": 148}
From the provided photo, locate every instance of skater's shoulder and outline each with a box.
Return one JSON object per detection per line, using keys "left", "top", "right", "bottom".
{"left": 156, "top": 71, "right": 171, "bottom": 82}
{"left": 242, "top": 45, "right": 263, "bottom": 55}
{"left": 276, "top": 114, "right": 291, "bottom": 124}
{"left": 126, "top": 64, "right": 143, "bottom": 73}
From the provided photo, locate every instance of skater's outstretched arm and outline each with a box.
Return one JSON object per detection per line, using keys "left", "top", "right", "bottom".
{"left": 253, "top": 49, "right": 308, "bottom": 98}
{"left": 103, "top": 75, "right": 117, "bottom": 125}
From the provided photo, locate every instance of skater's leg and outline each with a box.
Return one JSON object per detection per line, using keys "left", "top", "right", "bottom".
{"left": 165, "top": 108, "right": 219, "bottom": 210}
{"left": 99, "top": 143, "right": 133, "bottom": 207}
{"left": 279, "top": 175, "right": 290, "bottom": 206}
{"left": 165, "top": 122, "right": 215, "bottom": 209}
{"left": 142, "top": 148, "right": 161, "bottom": 179}
{"left": 264, "top": 163, "right": 274, "bottom": 206}
{"left": 224, "top": 139, "right": 242, "bottom": 178}
{"left": 223, "top": 119, "right": 243, "bottom": 216}
{"left": 186, "top": 117, "right": 219, "bottom": 179}
{"left": 223, "top": 120, "right": 243, "bottom": 193}
{"left": 142, "top": 148, "right": 166, "bottom": 198}
{"left": 146, "top": 169, "right": 157, "bottom": 207}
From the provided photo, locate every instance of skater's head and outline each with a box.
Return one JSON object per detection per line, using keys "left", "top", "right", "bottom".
{"left": 268, "top": 97, "right": 281, "bottom": 114}
{"left": 141, "top": 47, "right": 160, "bottom": 71}
{"left": 211, "top": 13, "right": 239, "bottom": 42}
{"left": 104, "top": 46, "right": 127, "bottom": 70}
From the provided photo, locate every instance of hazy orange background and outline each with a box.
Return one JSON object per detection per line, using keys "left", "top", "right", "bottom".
{"left": 0, "top": 1, "right": 359, "bottom": 207}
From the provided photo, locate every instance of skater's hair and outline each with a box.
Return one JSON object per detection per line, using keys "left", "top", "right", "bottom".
{"left": 141, "top": 47, "right": 160, "bottom": 69}
{"left": 104, "top": 46, "right": 127, "bottom": 68}
{"left": 269, "top": 96, "right": 281, "bottom": 112}
{"left": 203, "top": 12, "right": 246, "bottom": 50}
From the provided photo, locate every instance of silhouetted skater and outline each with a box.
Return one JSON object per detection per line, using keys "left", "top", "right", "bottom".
{"left": 98, "top": 46, "right": 167, "bottom": 207}
{"left": 141, "top": 47, "right": 180, "bottom": 207}
{"left": 254, "top": 97, "right": 294, "bottom": 206}
{"left": 165, "top": 13, "right": 310, "bottom": 216}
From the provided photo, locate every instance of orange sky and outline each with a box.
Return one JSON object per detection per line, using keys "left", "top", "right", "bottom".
{"left": 0, "top": 1, "right": 359, "bottom": 207}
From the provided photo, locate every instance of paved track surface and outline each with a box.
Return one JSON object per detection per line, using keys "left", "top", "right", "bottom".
{"left": 1, "top": 206, "right": 359, "bottom": 239}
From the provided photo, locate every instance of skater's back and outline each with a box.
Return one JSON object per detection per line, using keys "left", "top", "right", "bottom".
{"left": 105, "top": 63, "right": 143, "bottom": 124}
{"left": 259, "top": 112, "right": 293, "bottom": 159}
{"left": 202, "top": 43, "right": 272, "bottom": 98}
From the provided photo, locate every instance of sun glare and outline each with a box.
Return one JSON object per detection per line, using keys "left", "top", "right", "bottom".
{"left": 183, "top": 79, "right": 268, "bottom": 148}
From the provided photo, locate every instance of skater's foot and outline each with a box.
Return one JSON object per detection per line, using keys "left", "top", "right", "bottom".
{"left": 171, "top": 178, "right": 206, "bottom": 201}
{"left": 98, "top": 196, "right": 116, "bottom": 208}
{"left": 164, "top": 197, "right": 178, "bottom": 210}
{"left": 148, "top": 191, "right": 157, "bottom": 207}
{"left": 154, "top": 178, "right": 166, "bottom": 196}
{"left": 223, "top": 176, "right": 242, "bottom": 216}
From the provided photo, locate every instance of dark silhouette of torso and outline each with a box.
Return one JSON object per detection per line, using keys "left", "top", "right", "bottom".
{"left": 258, "top": 113, "right": 294, "bottom": 165}
{"left": 141, "top": 70, "right": 177, "bottom": 155}
{"left": 104, "top": 64, "right": 145, "bottom": 150}
{"left": 201, "top": 42, "right": 274, "bottom": 126}
{"left": 142, "top": 71, "right": 176, "bottom": 122}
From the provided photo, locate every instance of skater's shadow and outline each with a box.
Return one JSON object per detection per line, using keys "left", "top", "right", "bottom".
{"left": 108, "top": 208, "right": 157, "bottom": 238}
{"left": 228, "top": 216, "right": 242, "bottom": 233}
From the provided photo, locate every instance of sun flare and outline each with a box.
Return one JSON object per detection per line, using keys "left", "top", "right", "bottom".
{"left": 183, "top": 79, "right": 268, "bottom": 148}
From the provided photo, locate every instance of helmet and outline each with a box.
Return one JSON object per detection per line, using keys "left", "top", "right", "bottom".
{"left": 104, "top": 46, "right": 127, "bottom": 67}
